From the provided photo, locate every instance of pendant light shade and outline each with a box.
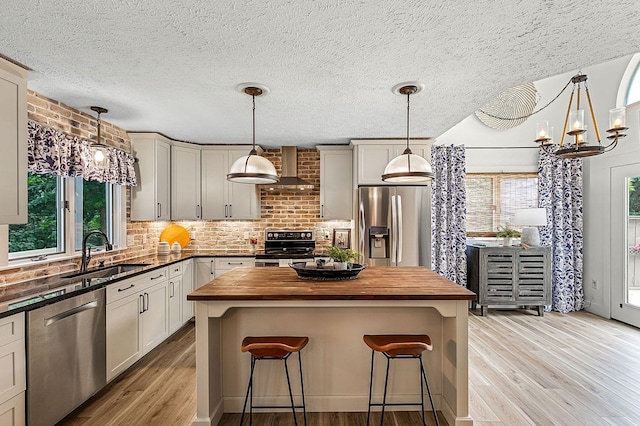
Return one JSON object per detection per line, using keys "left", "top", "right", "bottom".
{"left": 382, "top": 83, "right": 433, "bottom": 182}
{"left": 227, "top": 84, "right": 279, "bottom": 184}
{"left": 90, "top": 106, "right": 109, "bottom": 166}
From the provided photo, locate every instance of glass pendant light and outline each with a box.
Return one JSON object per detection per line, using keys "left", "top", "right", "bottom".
{"left": 90, "top": 106, "right": 109, "bottom": 165}
{"left": 382, "top": 83, "right": 433, "bottom": 182}
{"left": 227, "top": 84, "right": 279, "bottom": 184}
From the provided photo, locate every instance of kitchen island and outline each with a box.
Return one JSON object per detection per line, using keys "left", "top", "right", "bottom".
{"left": 187, "top": 266, "right": 476, "bottom": 426}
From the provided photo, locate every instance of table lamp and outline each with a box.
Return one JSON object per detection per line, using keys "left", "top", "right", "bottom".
{"left": 513, "top": 208, "right": 547, "bottom": 246}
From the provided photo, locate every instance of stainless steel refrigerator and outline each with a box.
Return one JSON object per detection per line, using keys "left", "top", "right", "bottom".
{"left": 357, "top": 186, "right": 431, "bottom": 267}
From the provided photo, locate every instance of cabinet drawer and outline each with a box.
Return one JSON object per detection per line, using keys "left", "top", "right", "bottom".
{"left": 0, "top": 391, "right": 25, "bottom": 426}
{"left": 0, "top": 338, "right": 25, "bottom": 405}
{"left": 214, "top": 257, "right": 255, "bottom": 270}
{"left": 168, "top": 262, "right": 183, "bottom": 278}
{"left": 106, "top": 267, "right": 169, "bottom": 304}
{"left": 0, "top": 314, "right": 24, "bottom": 348}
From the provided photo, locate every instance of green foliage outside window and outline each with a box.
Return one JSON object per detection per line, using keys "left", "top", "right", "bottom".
{"left": 630, "top": 177, "right": 640, "bottom": 216}
{"left": 9, "top": 173, "right": 59, "bottom": 253}
{"left": 81, "top": 179, "right": 109, "bottom": 247}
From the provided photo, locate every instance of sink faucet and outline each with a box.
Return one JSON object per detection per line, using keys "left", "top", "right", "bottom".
{"left": 80, "top": 230, "right": 113, "bottom": 272}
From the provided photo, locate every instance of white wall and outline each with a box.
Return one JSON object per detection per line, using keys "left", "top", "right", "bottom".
{"left": 436, "top": 54, "right": 637, "bottom": 318}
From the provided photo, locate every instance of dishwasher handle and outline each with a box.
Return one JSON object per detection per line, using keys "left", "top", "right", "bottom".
{"left": 44, "top": 300, "right": 99, "bottom": 327}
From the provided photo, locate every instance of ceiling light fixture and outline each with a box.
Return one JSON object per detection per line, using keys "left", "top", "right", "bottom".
{"left": 90, "top": 106, "right": 109, "bottom": 165}
{"left": 381, "top": 82, "right": 433, "bottom": 182}
{"left": 534, "top": 73, "right": 627, "bottom": 158}
{"left": 227, "top": 83, "right": 279, "bottom": 184}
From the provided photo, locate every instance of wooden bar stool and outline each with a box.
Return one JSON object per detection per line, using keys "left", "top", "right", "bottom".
{"left": 363, "top": 334, "right": 439, "bottom": 426}
{"left": 240, "top": 336, "right": 309, "bottom": 426}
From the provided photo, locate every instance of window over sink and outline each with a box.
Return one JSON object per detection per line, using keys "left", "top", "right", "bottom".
{"left": 8, "top": 173, "right": 120, "bottom": 261}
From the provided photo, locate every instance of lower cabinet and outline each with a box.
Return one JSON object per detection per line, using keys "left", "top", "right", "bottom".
{"left": 0, "top": 313, "right": 25, "bottom": 426}
{"left": 195, "top": 257, "right": 215, "bottom": 288}
{"left": 181, "top": 259, "right": 194, "bottom": 323}
{"left": 214, "top": 257, "right": 255, "bottom": 278}
{"left": 106, "top": 268, "right": 169, "bottom": 382}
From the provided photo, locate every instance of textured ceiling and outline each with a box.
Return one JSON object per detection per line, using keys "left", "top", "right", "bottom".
{"left": 3, "top": 1, "right": 640, "bottom": 148}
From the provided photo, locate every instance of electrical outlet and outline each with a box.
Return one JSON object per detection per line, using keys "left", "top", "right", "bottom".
{"left": 244, "top": 231, "right": 250, "bottom": 239}
{"left": 592, "top": 279, "right": 598, "bottom": 289}
{"left": 324, "top": 231, "right": 330, "bottom": 240}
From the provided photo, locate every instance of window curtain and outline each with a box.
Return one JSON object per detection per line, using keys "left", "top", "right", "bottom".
{"left": 27, "top": 120, "right": 137, "bottom": 186}
{"left": 538, "top": 148, "right": 584, "bottom": 313}
{"left": 431, "top": 144, "right": 467, "bottom": 286}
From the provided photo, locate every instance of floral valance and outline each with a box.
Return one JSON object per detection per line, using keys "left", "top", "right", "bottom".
{"left": 27, "top": 120, "right": 137, "bottom": 186}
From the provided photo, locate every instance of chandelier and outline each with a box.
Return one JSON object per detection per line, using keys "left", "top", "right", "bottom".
{"left": 534, "top": 73, "right": 627, "bottom": 158}
{"left": 90, "top": 106, "right": 109, "bottom": 165}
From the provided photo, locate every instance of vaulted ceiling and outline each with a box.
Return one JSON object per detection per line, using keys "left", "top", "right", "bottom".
{"left": 3, "top": 1, "right": 640, "bottom": 147}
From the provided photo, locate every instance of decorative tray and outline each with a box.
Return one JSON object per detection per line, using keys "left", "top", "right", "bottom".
{"left": 289, "top": 263, "right": 366, "bottom": 281}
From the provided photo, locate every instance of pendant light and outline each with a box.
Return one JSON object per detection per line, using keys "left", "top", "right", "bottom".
{"left": 381, "top": 82, "right": 433, "bottom": 182}
{"left": 227, "top": 83, "right": 279, "bottom": 184}
{"left": 90, "top": 106, "right": 109, "bottom": 165}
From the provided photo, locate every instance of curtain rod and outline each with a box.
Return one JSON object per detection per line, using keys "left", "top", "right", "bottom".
{"left": 463, "top": 146, "right": 539, "bottom": 150}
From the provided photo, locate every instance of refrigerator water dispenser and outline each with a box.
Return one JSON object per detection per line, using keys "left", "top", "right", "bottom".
{"left": 368, "top": 226, "right": 389, "bottom": 259}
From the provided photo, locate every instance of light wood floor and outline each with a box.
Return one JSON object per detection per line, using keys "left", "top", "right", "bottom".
{"left": 60, "top": 310, "right": 640, "bottom": 425}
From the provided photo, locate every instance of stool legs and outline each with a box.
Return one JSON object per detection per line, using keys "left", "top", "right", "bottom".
{"left": 240, "top": 353, "right": 307, "bottom": 426}
{"left": 366, "top": 351, "right": 439, "bottom": 426}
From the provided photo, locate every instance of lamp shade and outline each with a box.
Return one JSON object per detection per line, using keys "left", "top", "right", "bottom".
{"left": 513, "top": 208, "right": 547, "bottom": 226}
{"left": 227, "top": 152, "right": 279, "bottom": 184}
{"left": 381, "top": 151, "right": 433, "bottom": 182}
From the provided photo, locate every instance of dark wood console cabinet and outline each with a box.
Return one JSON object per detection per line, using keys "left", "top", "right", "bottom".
{"left": 466, "top": 245, "right": 551, "bottom": 316}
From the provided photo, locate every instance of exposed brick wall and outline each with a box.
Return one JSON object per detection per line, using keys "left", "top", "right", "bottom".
{"left": 0, "top": 93, "right": 352, "bottom": 288}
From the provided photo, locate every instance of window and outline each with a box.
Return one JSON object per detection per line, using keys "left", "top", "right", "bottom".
{"left": 466, "top": 173, "right": 539, "bottom": 236}
{"left": 8, "top": 175, "right": 117, "bottom": 261}
{"left": 8, "top": 173, "right": 64, "bottom": 259}
{"left": 626, "top": 62, "right": 640, "bottom": 106}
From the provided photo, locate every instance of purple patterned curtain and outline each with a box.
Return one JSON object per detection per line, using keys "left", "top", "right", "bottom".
{"left": 27, "top": 120, "right": 137, "bottom": 186}
{"left": 538, "top": 148, "right": 584, "bottom": 313}
{"left": 431, "top": 144, "right": 467, "bottom": 286}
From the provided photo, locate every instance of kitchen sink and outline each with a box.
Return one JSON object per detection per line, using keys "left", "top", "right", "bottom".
{"left": 62, "top": 263, "right": 151, "bottom": 281}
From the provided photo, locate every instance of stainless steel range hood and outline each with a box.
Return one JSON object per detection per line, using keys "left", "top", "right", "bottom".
{"left": 262, "top": 146, "right": 315, "bottom": 191}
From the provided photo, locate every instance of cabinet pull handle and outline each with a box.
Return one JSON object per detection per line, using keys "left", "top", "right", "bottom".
{"left": 139, "top": 294, "right": 144, "bottom": 314}
{"left": 196, "top": 204, "right": 201, "bottom": 218}
{"left": 144, "top": 292, "right": 149, "bottom": 312}
{"left": 229, "top": 204, "right": 232, "bottom": 217}
{"left": 170, "top": 281, "right": 175, "bottom": 298}
{"left": 150, "top": 274, "right": 164, "bottom": 280}
{"left": 157, "top": 203, "right": 161, "bottom": 218}
{"left": 210, "top": 260, "right": 214, "bottom": 275}
{"left": 321, "top": 204, "right": 324, "bottom": 218}
{"left": 227, "top": 262, "right": 243, "bottom": 265}
{"left": 225, "top": 204, "right": 228, "bottom": 217}
{"left": 117, "top": 284, "right": 135, "bottom": 292}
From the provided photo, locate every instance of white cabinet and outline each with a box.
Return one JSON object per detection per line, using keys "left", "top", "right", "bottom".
{"left": 106, "top": 268, "right": 169, "bottom": 382}
{"left": 0, "top": 392, "right": 25, "bottom": 426}
{"left": 181, "top": 259, "right": 194, "bottom": 323}
{"left": 351, "top": 140, "right": 433, "bottom": 186}
{"left": 214, "top": 257, "right": 255, "bottom": 278}
{"left": 129, "top": 133, "right": 171, "bottom": 221}
{"left": 168, "top": 259, "right": 194, "bottom": 333}
{"left": 318, "top": 146, "right": 353, "bottom": 220}
{"left": 0, "top": 58, "right": 27, "bottom": 224}
{"left": 171, "top": 144, "right": 202, "bottom": 220}
{"left": 195, "top": 258, "right": 215, "bottom": 289}
{"left": 0, "top": 313, "right": 25, "bottom": 426}
{"left": 201, "top": 148, "right": 260, "bottom": 219}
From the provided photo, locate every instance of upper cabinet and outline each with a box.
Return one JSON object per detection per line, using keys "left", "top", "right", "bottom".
{"left": 201, "top": 147, "right": 260, "bottom": 220}
{"left": 171, "top": 144, "right": 202, "bottom": 220}
{"left": 129, "top": 133, "right": 171, "bottom": 221}
{"left": 0, "top": 58, "right": 27, "bottom": 224}
{"left": 317, "top": 146, "right": 353, "bottom": 220}
{"left": 350, "top": 139, "right": 434, "bottom": 186}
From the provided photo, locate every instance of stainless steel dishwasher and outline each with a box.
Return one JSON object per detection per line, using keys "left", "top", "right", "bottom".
{"left": 27, "top": 288, "right": 106, "bottom": 426}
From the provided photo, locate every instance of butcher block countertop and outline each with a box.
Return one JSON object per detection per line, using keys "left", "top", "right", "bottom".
{"left": 187, "top": 266, "right": 476, "bottom": 301}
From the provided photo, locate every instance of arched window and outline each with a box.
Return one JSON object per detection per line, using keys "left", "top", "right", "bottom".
{"left": 623, "top": 54, "right": 640, "bottom": 106}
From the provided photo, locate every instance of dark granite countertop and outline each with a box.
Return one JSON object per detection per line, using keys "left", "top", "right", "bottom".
{"left": 0, "top": 251, "right": 255, "bottom": 319}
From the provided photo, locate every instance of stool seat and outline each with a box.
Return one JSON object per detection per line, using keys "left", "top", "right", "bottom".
{"left": 363, "top": 334, "right": 432, "bottom": 357}
{"left": 242, "top": 336, "right": 309, "bottom": 359}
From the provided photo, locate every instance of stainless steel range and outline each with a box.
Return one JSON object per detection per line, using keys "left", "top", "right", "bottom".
{"left": 255, "top": 230, "right": 315, "bottom": 267}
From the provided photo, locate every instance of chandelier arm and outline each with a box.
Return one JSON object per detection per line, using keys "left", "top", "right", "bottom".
{"left": 603, "top": 136, "right": 620, "bottom": 152}
{"left": 585, "top": 87, "right": 602, "bottom": 143}
{"left": 560, "top": 88, "right": 575, "bottom": 147}
{"left": 406, "top": 92, "right": 411, "bottom": 151}
{"left": 478, "top": 78, "right": 573, "bottom": 121}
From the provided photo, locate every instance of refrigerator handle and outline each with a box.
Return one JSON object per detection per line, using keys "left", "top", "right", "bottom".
{"left": 397, "top": 194, "right": 403, "bottom": 264}
{"left": 391, "top": 195, "right": 397, "bottom": 264}
{"left": 358, "top": 199, "right": 366, "bottom": 262}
